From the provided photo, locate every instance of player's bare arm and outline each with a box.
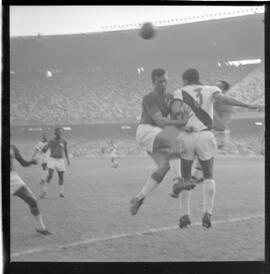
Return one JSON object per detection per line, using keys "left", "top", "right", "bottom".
{"left": 64, "top": 140, "right": 70, "bottom": 166}
{"left": 151, "top": 111, "right": 189, "bottom": 129}
{"left": 13, "top": 146, "right": 37, "bottom": 167}
{"left": 213, "top": 93, "right": 264, "bottom": 110}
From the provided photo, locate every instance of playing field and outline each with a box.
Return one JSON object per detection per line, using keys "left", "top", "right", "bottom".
{"left": 10, "top": 156, "right": 264, "bottom": 261}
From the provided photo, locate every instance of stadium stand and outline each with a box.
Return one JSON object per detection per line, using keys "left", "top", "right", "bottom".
{"left": 227, "top": 64, "right": 264, "bottom": 111}
{"left": 10, "top": 13, "right": 264, "bottom": 126}
{"left": 10, "top": 63, "right": 262, "bottom": 125}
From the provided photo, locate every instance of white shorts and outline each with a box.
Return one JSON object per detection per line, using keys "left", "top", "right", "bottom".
{"left": 136, "top": 124, "right": 162, "bottom": 153}
{"left": 213, "top": 129, "right": 230, "bottom": 149}
{"left": 47, "top": 157, "right": 66, "bottom": 172}
{"left": 180, "top": 130, "right": 217, "bottom": 161}
{"left": 10, "top": 171, "right": 26, "bottom": 195}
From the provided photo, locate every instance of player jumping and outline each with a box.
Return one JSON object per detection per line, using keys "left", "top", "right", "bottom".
{"left": 170, "top": 69, "right": 263, "bottom": 229}
{"left": 130, "top": 68, "right": 195, "bottom": 216}
{"left": 40, "top": 127, "right": 70, "bottom": 199}
{"left": 31, "top": 132, "right": 49, "bottom": 185}
{"left": 191, "top": 80, "right": 233, "bottom": 183}
{"left": 10, "top": 144, "right": 52, "bottom": 235}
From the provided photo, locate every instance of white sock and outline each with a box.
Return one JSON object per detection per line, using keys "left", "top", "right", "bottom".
{"left": 169, "top": 158, "right": 181, "bottom": 180}
{"left": 137, "top": 176, "right": 159, "bottom": 200}
{"left": 60, "top": 185, "right": 64, "bottom": 195}
{"left": 34, "top": 214, "right": 46, "bottom": 230}
{"left": 202, "top": 179, "right": 216, "bottom": 214}
{"left": 179, "top": 190, "right": 191, "bottom": 216}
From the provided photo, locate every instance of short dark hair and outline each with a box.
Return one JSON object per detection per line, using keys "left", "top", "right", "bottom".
{"left": 151, "top": 68, "right": 166, "bottom": 83}
{"left": 182, "top": 68, "right": 200, "bottom": 84}
{"left": 218, "top": 80, "right": 230, "bottom": 91}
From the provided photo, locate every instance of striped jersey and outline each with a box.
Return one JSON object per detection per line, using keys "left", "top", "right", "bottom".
{"left": 174, "top": 85, "right": 222, "bottom": 131}
{"left": 35, "top": 141, "right": 49, "bottom": 163}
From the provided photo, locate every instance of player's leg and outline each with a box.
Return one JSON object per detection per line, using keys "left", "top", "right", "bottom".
{"left": 57, "top": 171, "right": 65, "bottom": 198}
{"left": 154, "top": 126, "right": 182, "bottom": 180}
{"left": 40, "top": 167, "right": 54, "bottom": 199}
{"left": 199, "top": 158, "right": 215, "bottom": 229}
{"left": 14, "top": 185, "right": 51, "bottom": 235}
{"left": 130, "top": 150, "right": 170, "bottom": 215}
{"left": 56, "top": 159, "right": 66, "bottom": 197}
{"left": 170, "top": 132, "right": 196, "bottom": 198}
{"left": 40, "top": 163, "right": 48, "bottom": 185}
{"left": 196, "top": 131, "right": 217, "bottom": 228}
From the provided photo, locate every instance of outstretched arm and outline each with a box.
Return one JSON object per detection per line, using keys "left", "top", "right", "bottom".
{"left": 64, "top": 141, "right": 70, "bottom": 166}
{"left": 213, "top": 93, "right": 264, "bottom": 110}
{"left": 13, "top": 146, "right": 37, "bottom": 167}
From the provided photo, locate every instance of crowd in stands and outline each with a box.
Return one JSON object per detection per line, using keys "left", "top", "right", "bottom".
{"left": 227, "top": 65, "right": 264, "bottom": 111}
{"left": 17, "top": 133, "right": 264, "bottom": 159}
{"left": 10, "top": 63, "right": 264, "bottom": 125}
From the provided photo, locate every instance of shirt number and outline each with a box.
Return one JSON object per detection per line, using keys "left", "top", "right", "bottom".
{"left": 194, "top": 88, "right": 203, "bottom": 106}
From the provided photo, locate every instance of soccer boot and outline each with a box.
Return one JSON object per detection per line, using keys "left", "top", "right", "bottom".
{"left": 36, "top": 228, "right": 52, "bottom": 235}
{"left": 130, "top": 197, "right": 144, "bottom": 216}
{"left": 170, "top": 178, "right": 196, "bottom": 198}
{"left": 59, "top": 193, "right": 65, "bottom": 198}
{"left": 179, "top": 215, "right": 191, "bottom": 229}
{"left": 202, "top": 212, "right": 212, "bottom": 229}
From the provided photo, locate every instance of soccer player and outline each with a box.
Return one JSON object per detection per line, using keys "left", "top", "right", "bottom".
{"left": 10, "top": 144, "right": 51, "bottom": 235}
{"left": 40, "top": 127, "right": 70, "bottom": 199}
{"left": 191, "top": 80, "right": 233, "bottom": 183}
{"left": 130, "top": 68, "right": 195, "bottom": 216}
{"left": 108, "top": 140, "right": 119, "bottom": 168}
{"left": 31, "top": 132, "right": 49, "bottom": 185}
{"left": 171, "top": 68, "right": 263, "bottom": 228}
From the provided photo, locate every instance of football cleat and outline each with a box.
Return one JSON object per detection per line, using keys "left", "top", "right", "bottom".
{"left": 59, "top": 193, "right": 65, "bottom": 198}
{"left": 130, "top": 197, "right": 144, "bottom": 215}
{"left": 179, "top": 215, "right": 191, "bottom": 229}
{"left": 202, "top": 212, "right": 212, "bottom": 229}
{"left": 170, "top": 178, "right": 196, "bottom": 198}
{"left": 36, "top": 228, "right": 52, "bottom": 235}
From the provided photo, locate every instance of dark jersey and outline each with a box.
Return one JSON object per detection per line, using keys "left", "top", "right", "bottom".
{"left": 140, "top": 91, "right": 173, "bottom": 126}
{"left": 46, "top": 138, "right": 67, "bottom": 159}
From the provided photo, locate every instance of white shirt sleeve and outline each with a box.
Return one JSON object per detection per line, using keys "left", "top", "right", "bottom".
{"left": 211, "top": 86, "right": 222, "bottom": 98}
{"left": 173, "top": 89, "right": 183, "bottom": 101}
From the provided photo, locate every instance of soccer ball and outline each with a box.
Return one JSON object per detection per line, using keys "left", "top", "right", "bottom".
{"left": 140, "top": 22, "right": 156, "bottom": 40}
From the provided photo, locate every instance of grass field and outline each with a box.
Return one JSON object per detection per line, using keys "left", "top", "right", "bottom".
{"left": 10, "top": 156, "right": 264, "bottom": 261}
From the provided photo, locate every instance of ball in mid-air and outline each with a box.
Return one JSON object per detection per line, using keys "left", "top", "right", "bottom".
{"left": 140, "top": 22, "right": 156, "bottom": 40}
